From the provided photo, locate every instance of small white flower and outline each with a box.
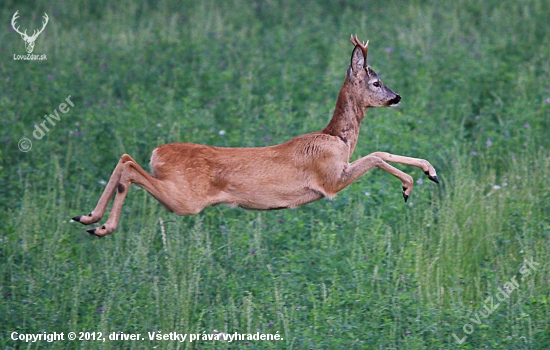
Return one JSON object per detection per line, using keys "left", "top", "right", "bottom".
{"left": 493, "top": 185, "right": 501, "bottom": 190}
{"left": 213, "top": 330, "right": 228, "bottom": 341}
{"left": 156, "top": 123, "right": 162, "bottom": 127}
{"left": 486, "top": 139, "right": 493, "bottom": 147}
{"left": 99, "top": 180, "right": 107, "bottom": 185}
{"left": 416, "top": 178, "right": 423, "bottom": 185}
{"left": 219, "top": 130, "right": 226, "bottom": 136}
{"left": 364, "top": 192, "right": 371, "bottom": 196}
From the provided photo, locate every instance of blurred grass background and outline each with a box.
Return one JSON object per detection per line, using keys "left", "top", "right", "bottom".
{"left": 1, "top": 0, "right": 549, "bottom": 348}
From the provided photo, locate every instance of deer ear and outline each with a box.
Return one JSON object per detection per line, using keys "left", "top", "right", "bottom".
{"left": 346, "top": 66, "right": 354, "bottom": 82}
{"left": 350, "top": 46, "right": 365, "bottom": 75}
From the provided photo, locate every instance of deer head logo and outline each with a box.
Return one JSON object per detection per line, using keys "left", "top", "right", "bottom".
{"left": 11, "top": 11, "right": 49, "bottom": 54}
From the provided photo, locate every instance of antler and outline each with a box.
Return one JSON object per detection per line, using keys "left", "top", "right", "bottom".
{"left": 350, "top": 34, "right": 369, "bottom": 65}
{"left": 11, "top": 11, "right": 27, "bottom": 37}
{"left": 11, "top": 11, "right": 49, "bottom": 39}
{"left": 30, "top": 13, "right": 49, "bottom": 39}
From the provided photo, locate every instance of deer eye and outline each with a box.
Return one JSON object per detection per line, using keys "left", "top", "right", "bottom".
{"left": 373, "top": 81, "right": 380, "bottom": 87}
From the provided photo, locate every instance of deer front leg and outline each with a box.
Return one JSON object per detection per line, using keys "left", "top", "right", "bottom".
{"left": 367, "top": 152, "right": 439, "bottom": 183}
{"left": 333, "top": 155, "right": 414, "bottom": 201}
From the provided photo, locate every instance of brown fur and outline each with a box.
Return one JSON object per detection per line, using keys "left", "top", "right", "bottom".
{"left": 73, "top": 35, "right": 438, "bottom": 236}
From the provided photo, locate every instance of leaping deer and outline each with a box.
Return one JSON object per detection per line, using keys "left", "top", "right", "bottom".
{"left": 72, "top": 35, "right": 439, "bottom": 237}
{"left": 11, "top": 11, "right": 49, "bottom": 54}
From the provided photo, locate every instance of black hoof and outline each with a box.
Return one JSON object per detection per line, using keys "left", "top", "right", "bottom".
{"left": 403, "top": 192, "right": 409, "bottom": 202}
{"left": 86, "top": 228, "right": 97, "bottom": 235}
{"left": 72, "top": 216, "right": 82, "bottom": 222}
{"left": 424, "top": 171, "right": 440, "bottom": 184}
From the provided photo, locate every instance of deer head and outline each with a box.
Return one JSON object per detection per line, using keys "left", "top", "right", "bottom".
{"left": 11, "top": 11, "right": 49, "bottom": 54}
{"left": 347, "top": 34, "right": 401, "bottom": 107}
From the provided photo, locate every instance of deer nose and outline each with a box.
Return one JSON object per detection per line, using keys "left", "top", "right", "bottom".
{"left": 388, "top": 94, "right": 401, "bottom": 106}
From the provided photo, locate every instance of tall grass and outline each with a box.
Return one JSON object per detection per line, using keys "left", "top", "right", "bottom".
{"left": 1, "top": 0, "right": 549, "bottom": 348}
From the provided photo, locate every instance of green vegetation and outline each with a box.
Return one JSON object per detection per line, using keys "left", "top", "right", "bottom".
{"left": 1, "top": 0, "right": 549, "bottom": 348}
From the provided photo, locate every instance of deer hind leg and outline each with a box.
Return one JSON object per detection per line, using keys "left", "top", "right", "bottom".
{"left": 82, "top": 157, "right": 174, "bottom": 237}
{"left": 367, "top": 152, "right": 439, "bottom": 183}
{"left": 72, "top": 154, "right": 169, "bottom": 237}
{"left": 72, "top": 154, "right": 136, "bottom": 225}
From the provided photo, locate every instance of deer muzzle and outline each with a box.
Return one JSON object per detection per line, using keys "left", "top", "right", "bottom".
{"left": 387, "top": 94, "right": 401, "bottom": 106}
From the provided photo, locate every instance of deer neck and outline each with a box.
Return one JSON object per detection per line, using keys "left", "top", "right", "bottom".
{"left": 322, "top": 82, "right": 368, "bottom": 158}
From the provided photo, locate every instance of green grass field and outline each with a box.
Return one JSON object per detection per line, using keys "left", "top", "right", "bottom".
{"left": 1, "top": 0, "right": 549, "bottom": 348}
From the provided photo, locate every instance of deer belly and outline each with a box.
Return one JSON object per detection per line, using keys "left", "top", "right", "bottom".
{"left": 224, "top": 185, "right": 323, "bottom": 210}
